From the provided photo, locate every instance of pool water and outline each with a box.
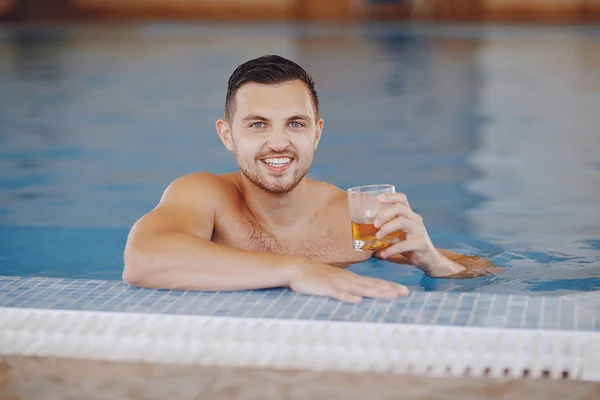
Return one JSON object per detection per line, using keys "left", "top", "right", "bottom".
{"left": 0, "top": 23, "right": 599, "bottom": 295}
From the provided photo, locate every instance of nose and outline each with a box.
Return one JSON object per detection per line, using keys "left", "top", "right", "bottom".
{"left": 266, "top": 127, "right": 290, "bottom": 152}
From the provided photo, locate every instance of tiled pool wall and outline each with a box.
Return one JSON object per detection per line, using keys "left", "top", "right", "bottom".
{"left": 1, "top": 275, "right": 599, "bottom": 331}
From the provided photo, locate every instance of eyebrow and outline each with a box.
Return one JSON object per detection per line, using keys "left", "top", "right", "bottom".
{"left": 287, "top": 114, "right": 312, "bottom": 123}
{"left": 241, "top": 115, "right": 270, "bottom": 123}
{"left": 241, "top": 114, "right": 313, "bottom": 124}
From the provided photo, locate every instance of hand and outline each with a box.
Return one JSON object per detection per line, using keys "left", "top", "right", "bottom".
{"left": 437, "top": 249, "right": 504, "bottom": 279}
{"left": 373, "top": 192, "right": 465, "bottom": 277}
{"left": 287, "top": 259, "right": 409, "bottom": 303}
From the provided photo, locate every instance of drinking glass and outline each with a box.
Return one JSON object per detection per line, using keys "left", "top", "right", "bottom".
{"left": 347, "top": 184, "right": 401, "bottom": 251}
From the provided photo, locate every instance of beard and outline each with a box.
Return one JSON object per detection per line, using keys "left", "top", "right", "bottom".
{"left": 235, "top": 149, "right": 312, "bottom": 196}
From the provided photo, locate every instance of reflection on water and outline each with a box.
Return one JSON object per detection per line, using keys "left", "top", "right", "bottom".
{"left": 11, "top": 27, "right": 68, "bottom": 81}
{"left": 0, "top": 24, "right": 599, "bottom": 294}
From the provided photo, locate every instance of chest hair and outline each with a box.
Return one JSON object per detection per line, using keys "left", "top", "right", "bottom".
{"left": 238, "top": 218, "right": 352, "bottom": 264}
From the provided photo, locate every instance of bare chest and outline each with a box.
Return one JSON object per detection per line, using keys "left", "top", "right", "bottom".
{"left": 214, "top": 215, "right": 370, "bottom": 267}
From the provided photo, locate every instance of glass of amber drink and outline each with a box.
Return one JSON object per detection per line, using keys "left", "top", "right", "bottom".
{"left": 348, "top": 184, "right": 401, "bottom": 251}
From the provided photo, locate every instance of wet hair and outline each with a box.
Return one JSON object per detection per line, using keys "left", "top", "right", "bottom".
{"left": 224, "top": 55, "right": 319, "bottom": 122}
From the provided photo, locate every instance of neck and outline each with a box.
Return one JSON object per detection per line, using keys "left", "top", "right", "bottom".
{"left": 237, "top": 173, "right": 313, "bottom": 230}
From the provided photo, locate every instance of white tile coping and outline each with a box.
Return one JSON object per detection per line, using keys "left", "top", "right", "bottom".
{"left": 2, "top": 307, "right": 600, "bottom": 382}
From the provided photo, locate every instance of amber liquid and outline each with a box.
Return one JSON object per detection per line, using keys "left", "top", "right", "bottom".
{"left": 351, "top": 221, "right": 403, "bottom": 251}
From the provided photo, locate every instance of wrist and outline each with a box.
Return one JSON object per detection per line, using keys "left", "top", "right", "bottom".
{"left": 426, "top": 250, "right": 466, "bottom": 278}
{"left": 280, "top": 255, "right": 305, "bottom": 287}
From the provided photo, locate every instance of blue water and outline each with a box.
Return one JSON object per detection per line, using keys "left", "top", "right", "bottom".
{"left": 1, "top": 23, "right": 599, "bottom": 295}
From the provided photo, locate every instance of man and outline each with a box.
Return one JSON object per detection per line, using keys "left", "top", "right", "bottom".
{"left": 123, "top": 55, "right": 501, "bottom": 303}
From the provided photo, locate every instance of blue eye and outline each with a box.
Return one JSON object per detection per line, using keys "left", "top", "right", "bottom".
{"left": 289, "top": 122, "right": 304, "bottom": 128}
{"left": 251, "top": 122, "right": 265, "bottom": 129}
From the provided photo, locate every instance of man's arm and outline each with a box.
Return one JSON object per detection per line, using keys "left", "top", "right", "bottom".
{"left": 123, "top": 173, "right": 408, "bottom": 302}
{"left": 435, "top": 249, "right": 503, "bottom": 279}
{"left": 373, "top": 248, "right": 502, "bottom": 278}
{"left": 124, "top": 173, "right": 297, "bottom": 291}
{"left": 370, "top": 192, "right": 503, "bottom": 278}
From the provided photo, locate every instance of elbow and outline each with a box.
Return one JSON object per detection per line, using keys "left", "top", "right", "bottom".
{"left": 122, "top": 267, "right": 143, "bottom": 288}
{"left": 122, "top": 255, "right": 145, "bottom": 287}
{"left": 122, "top": 244, "right": 155, "bottom": 288}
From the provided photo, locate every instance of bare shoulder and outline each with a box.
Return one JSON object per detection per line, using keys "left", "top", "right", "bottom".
{"left": 319, "top": 180, "right": 348, "bottom": 206}
{"left": 131, "top": 172, "right": 241, "bottom": 239}
{"left": 309, "top": 180, "right": 350, "bottom": 219}
{"left": 159, "top": 172, "right": 240, "bottom": 208}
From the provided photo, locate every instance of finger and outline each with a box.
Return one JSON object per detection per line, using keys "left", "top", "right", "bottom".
{"left": 347, "top": 281, "right": 400, "bottom": 300}
{"left": 347, "top": 274, "right": 409, "bottom": 296}
{"left": 352, "top": 281, "right": 409, "bottom": 298}
{"left": 332, "top": 289, "right": 363, "bottom": 303}
{"left": 378, "top": 239, "right": 426, "bottom": 259}
{"left": 374, "top": 203, "right": 420, "bottom": 228}
{"left": 376, "top": 217, "right": 422, "bottom": 239}
{"left": 377, "top": 192, "right": 412, "bottom": 210}
{"left": 368, "top": 277, "right": 410, "bottom": 296}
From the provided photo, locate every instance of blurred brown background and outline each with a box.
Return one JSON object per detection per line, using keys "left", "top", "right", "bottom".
{"left": 1, "top": 0, "right": 599, "bottom": 23}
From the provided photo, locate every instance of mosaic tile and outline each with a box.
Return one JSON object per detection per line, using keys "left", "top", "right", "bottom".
{"left": 1, "top": 276, "right": 599, "bottom": 331}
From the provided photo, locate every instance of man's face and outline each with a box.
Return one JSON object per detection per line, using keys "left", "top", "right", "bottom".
{"left": 220, "top": 80, "right": 323, "bottom": 195}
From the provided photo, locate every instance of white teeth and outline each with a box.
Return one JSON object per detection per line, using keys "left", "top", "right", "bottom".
{"left": 263, "top": 157, "right": 291, "bottom": 166}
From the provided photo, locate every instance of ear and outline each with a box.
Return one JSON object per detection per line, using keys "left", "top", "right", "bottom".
{"left": 216, "top": 118, "right": 235, "bottom": 152}
{"left": 314, "top": 117, "right": 324, "bottom": 149}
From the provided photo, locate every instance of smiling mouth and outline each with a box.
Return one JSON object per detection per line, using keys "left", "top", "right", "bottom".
{"left": 260, "top": 156, "right": 293, "bottom": 167}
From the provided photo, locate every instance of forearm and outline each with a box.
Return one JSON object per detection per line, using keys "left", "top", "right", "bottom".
{"left": 382, "top": 251, "right": 464, "bottom": 276}
{"left": 375, "top": 249, "right": 472, "bottom": 277}
{"left": 123, "top": 231, "right": 299, "bottom": 291}
{"left": 435, "top": 249, "right": 502, "bottom": 278}
{"left": 426, "top": 249, "right": 467, "bottom": 277}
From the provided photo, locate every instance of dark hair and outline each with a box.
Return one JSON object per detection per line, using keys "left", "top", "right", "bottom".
{"left": 224, "top": 55, "right": 319, "bottom": 122}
